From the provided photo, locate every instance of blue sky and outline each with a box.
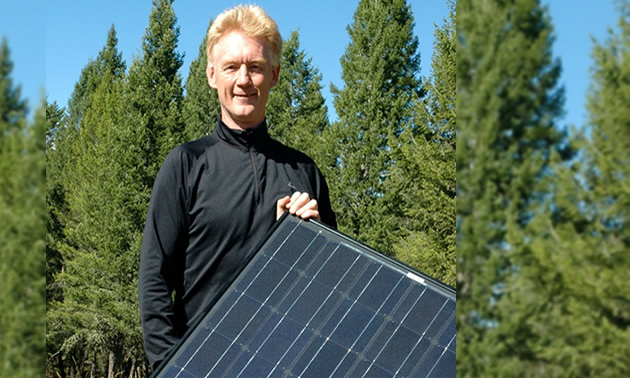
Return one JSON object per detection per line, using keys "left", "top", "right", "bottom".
{"left": 0, "top": 1, "right": 45, "bottom": 116}
{"left": 0, "top": 1, "right": 621, "bottom": 128}
{"left": 542, "top": 0, "right": 619, "bottom": 129}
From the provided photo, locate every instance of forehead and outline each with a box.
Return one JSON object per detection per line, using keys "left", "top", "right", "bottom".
{"left": 212, "top": 30, "right": 270, "bottom": 63}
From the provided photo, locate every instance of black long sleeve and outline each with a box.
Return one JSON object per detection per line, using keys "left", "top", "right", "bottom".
{"left": 138, "top": 121, "right": 336, "bottom": 369}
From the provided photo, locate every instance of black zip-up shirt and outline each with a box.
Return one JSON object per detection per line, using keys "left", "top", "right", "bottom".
{"left": 138, "top": 119, "right": 336, "bottom": 368}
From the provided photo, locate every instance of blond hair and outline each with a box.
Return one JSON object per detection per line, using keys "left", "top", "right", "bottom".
{"left": 206, "top": 5, "right": 282, "bottom": 68}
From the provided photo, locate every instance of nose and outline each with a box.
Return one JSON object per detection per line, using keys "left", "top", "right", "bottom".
{"left": 236, "top": 64, "right": 251, "bottom": 85}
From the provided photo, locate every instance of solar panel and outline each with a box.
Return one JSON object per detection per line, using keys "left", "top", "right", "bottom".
{"left": 151, "top": 214, "right": 455, "bottom": 378}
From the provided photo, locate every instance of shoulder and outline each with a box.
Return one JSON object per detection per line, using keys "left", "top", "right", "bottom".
{"left": 163, "top": 135, "right": 219, "bottom": 171}
{"left": 154, "top": 135, "right": 220, "bottom": 189}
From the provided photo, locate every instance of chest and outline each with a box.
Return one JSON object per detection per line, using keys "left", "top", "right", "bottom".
{"left": 186, "top": 145, "right": 310, "bottom": 237}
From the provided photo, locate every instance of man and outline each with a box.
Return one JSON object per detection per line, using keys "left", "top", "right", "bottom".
{"left": 138, "top": 5, "right": 336, "bottom": 370}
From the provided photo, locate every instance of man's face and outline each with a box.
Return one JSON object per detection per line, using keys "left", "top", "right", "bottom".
{"left": 207, "top": 30, "right": 280, "bottom": 130}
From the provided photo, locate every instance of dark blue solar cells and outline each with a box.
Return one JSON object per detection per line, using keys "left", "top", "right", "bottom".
{"left": 254, "top": 314, "right": 302, "bottom": 363}
{"left": 300, "top": 338, "right": 348, "bottom": 378}
{"left": 326, "top": 300, "right": 374, "bottom": 349}
{"left": 151, "top": 215, "right": 455, "bottom": 378}
{"left": 399, "top": 337, "right": 433, "bottom": 377}
{"left": 429, "top": 349, "right": 456, "bottom": 378}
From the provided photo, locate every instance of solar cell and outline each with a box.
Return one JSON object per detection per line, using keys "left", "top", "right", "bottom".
{"left": 151, "top": 214, "right": 455, "bottom": 378}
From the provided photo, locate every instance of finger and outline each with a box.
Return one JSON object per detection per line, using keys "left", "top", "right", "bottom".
{"left": 289, "top": 192, "right": 311, "bottom": 214}
{"left": 276, "top": 196, "right": 291, "bottom": 220}
{"left": 277, "top": 195, "right": 291, "bottom": 207}
{"left": 286, "top": 191, "right": 302, "bottom": 208}
{"left": 298, "top": 208, "right": 320, "bottom": 221}
{"left": 295, "top": 199, "right": 318, "bottom": 217}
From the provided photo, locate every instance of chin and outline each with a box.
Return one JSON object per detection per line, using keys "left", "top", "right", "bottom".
{"left": 234, "top": 107, "right": 259, "bottom": 118}
{"left": 227, "top": 112, "right": 259, "bottom": 126}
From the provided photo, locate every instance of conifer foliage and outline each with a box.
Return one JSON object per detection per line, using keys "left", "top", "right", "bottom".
{"left": 266, "top": 30, "right": 330, "bottom": 165}
{"left": 127, "top": 0, "right": 185, "bottom": 187}
{"left": 457, "top": 0, "right": 630, "bottom": 376}
{"left": 0, "top": 38, "right": 45, "bottom": 378}
{"left": 182, "top": 21, "right": 220, "bottom": 141}
{"left": 522, "top": 1, "right": 630, "bottom": 374}
{"left": 326, "top": 0, "right": 422, "bottom": 255}
{"left": 457, "top": 0, "right": 567, "bottom": 375}
{"left": 46, "top": 1, "right": 185, "bottom": 375}
{"left": 390, "top": 1, "right": 456, "bottom": 286}
{"left": 0, "top": 38, "right": 27, "bottom": 130}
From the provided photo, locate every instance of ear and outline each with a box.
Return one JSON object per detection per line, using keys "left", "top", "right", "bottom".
{"left": 270, "top": 65, "right": 280, "bottom": 88}
{"left": 207, "top": 62, "right": 217, "bottom": 89}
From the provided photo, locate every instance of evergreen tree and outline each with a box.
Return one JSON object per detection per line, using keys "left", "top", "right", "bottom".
{"left": 51, "top": 74, "right": 148, "bottom": 377}
{"left": 48, "top": 1, "right": 185, "bottom": 374}
{"left": 326, "top": 0, "right": 422, "bottom": 255}
{"left": 456, "top": 0, "right": 566, "bottom": 375}
{"left": 583, "top": 0, "right": 630, "bottom": 250}
{"left": 267, "top": 30, "right": 330, "bottom": 165}
{"left": 388, "top": 1, "right": 456, "bottom": 286}
{"left": 45, "top": 101, "right": 65, "bottom": 304}
{"left": 0, "top": 39, "right": 45, "bottom": 375}
{"left": 182, "top": 21, "right": 220, "bottom": 141}
{"left": 65, "top": 25, "right": 125, "bottom": 133}
{"left": 50, "top": 27, "right": 125, "bottom": 280}
{"left": 509, "top": 2, "right": 630, "bottom": 375}
{"left": 47, "top": 1, "right": 185, "bottom": 374}
{"left": 126, "top": 0, "right": 184, "bottom": 190}
{"left": 47, "top": 25, "right": 151, "bottom": 376}
{"left": 0, "top": 37, "right": 27, "bottom": 132}
{"left": 45, "top": 100, "right": 70, "bottom": 376}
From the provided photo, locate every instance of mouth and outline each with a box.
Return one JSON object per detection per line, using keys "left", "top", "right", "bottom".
{"left": 234, "top": 93, "right": 255, "bottom": 99}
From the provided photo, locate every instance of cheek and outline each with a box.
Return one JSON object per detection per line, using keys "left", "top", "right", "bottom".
{"left": 254, "top": 77, "right": 272, "bottom": 93}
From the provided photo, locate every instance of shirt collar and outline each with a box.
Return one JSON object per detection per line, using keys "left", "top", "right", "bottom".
{"left": 215, "top": 118, "right": 271, "bottom": 150}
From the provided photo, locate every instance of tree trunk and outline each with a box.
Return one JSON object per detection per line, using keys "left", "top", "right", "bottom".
{"left": 128, "top": 358, "right": 136, "bottom": 378}
{"left": 108, "top": 350, "right": 115, "bottom": 378}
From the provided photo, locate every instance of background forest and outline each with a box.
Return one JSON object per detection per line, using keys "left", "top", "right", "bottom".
{"left": 457, "top": 0, "right": 630, "bottom": 376}
{"left": 1, "top": 0, "right": 628, "bottom": 377}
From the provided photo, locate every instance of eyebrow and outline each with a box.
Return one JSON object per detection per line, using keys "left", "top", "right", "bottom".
{"left": 221, "top": 58, "right": 268, "bottom": 67}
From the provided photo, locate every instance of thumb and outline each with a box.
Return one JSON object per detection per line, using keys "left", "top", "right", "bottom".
{"left": 276, "top": 195, "right": 291, "bottom": 220}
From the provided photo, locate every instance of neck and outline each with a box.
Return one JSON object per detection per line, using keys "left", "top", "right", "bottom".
{"left": 220, "top": 115, "right": 265, "bottom": 131}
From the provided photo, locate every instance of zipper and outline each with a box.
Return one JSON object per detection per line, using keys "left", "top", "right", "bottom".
{"left": 249, "top": 147, "right": 261, "bottom": 204}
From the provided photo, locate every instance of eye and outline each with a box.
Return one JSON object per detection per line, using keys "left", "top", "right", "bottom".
{"left": 250, "top": 63, "right": 264, "bottom": 71}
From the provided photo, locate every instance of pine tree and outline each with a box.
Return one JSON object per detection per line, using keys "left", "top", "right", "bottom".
{"left": 45, "top": 101, "right": 65, "bottom": 304}
{"left": 266, "top": 30, "right": 330, "bottom": 165}
{"left": 583, "top": 0, "right": 630, "bottom": 248}
{"left": 47, "top": 25, "right": 151, "bottom": 376}
{"left": 0, "top": 39, "right": 45, "bottom": 376}
{"left": 456, "top": 0, "right": 566, "bottom": 375}
{"left": 326, "top": 0, "right": 422, "bottom": 255}
{"left": 53, "top": 26, "right": 126, "bottom": 257}
{"left": 126, "top": 0, "right": 184, "bottom": 189}
{"left": 65, "top": 25, "right": 125, "bottom": 133}
{"left": 513, "top": 1, "right": 630, "bottom": 374}
{"left": 182, "top": 21, "right": 220, "bottom": 141}
{"left": 488, "top": 3, "right": 630, "bottom": 368}
{"left": 55, "top": 74, "right": 147, "bottom": 377}
{"left": 45, "top": 100, "right": 70, "bottom": 376}
{"left": 0, "top": 37, "right": 27, "bottom": 133}
{"left": 388, "top": 1, "right": 456, "bottom": 286}
{"left": 47, "top": 1, "right": 185, "bottom": 374}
